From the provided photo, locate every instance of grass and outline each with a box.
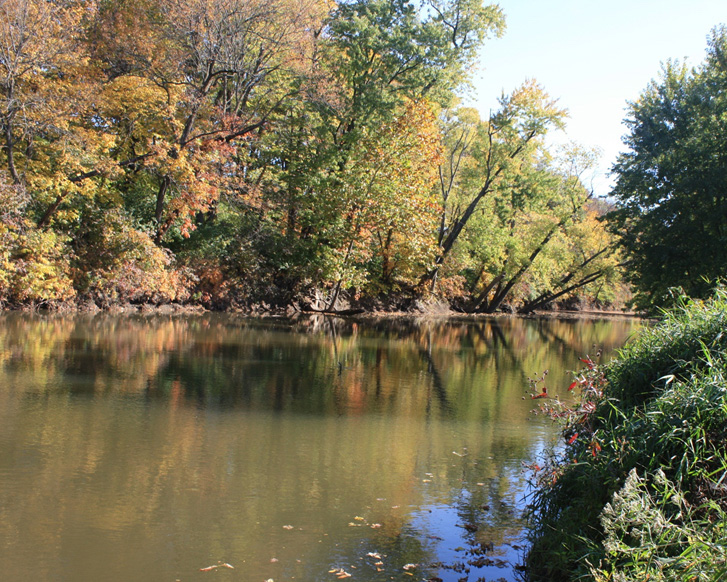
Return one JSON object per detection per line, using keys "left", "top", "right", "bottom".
{"left": 525, "top": 288, "right": 727, "bottom": 581}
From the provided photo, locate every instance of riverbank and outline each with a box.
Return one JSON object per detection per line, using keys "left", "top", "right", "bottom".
{"left": 525, "top": 289, "right": 727, "bottom": 581}
{"left": 0, "top": 292, "right": 639, "bottom": 320}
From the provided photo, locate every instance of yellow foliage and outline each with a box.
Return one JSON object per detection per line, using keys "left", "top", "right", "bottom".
{"left": 0, "top": 176, "right": 76, "bottom": 305}
{"left": 345, "top": 99, "right": 444, "bottom": 285}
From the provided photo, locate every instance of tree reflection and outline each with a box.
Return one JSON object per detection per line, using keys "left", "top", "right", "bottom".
{"left": 0, "top": 313, "right": 640, "bottom": 417}
{"left": 0, "top": 312, "right": 640, "bottom": 581}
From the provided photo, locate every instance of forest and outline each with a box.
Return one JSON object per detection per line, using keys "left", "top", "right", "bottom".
{"left": 0, "top": 0, "right": 630, "bottom": 313}
{"left": 0, "top": 0, "right": 724, "bottom": 314}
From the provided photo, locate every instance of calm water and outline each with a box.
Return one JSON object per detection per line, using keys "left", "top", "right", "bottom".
{"left": 0, "top": 313, "right": 640, "bottom": 582}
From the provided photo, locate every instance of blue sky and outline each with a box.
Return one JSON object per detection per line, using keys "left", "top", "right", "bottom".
{"left": 467, "top": 0, "right": 726, "bottom": 196}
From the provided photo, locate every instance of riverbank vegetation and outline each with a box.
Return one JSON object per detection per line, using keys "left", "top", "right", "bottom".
{"left": 0, "top": 0, "right": 627, "bottom": 313}
{"left": 526, "top": 289, "right": 727, "bottom": 581}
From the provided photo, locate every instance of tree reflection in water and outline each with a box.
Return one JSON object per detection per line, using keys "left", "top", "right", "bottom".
{"left": 0, "top": 312, "right": 639, "bottom": 582}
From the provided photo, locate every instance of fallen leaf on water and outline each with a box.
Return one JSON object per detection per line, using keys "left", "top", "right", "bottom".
{"left": 199, "top": 562, "right": 234, "bottom": 572}
{"left": 330, "top": 568, "right": 351, "bottom": 579}
{"left": 282, "top": 525, "right": 294, "bottom": 530}
{"left": 403, "top": 563, "right": 418, "bottom": 570}
{"left": 366, "top": 552, "right": 381, "bottom": 559}
{"left": 354, "top": 516, "right": 365, "bottom": 521}
{"left": 370, "top": 523, "right": 381, "bottom": 528}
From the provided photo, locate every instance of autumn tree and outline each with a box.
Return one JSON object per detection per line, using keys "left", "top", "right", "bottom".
{"left": 251, "top": 0, "right": 505, "bottom": 306}
{"left": 0, "top": 0, "right": 80, "bottom": 185}
{"left": 320, "top": 99, "right": 444, "bottom": 310}
{"left": 82, "top": 0, "right": 327, "bottom": 243}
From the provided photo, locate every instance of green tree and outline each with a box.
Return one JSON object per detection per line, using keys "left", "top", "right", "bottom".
{"left": 425, "top": 80, "right": 567, "bottom": 291}
{"left": 608, "top": 26, "right": 727, "bottom": 311}
{"left": 250, "top": 0, "right": 505, "bottom": 304}
{"left": 462, "top": 144, "right": 620, "bottom": 313}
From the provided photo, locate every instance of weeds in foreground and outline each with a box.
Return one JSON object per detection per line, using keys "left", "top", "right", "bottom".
{"left": 525, "top": 289, "right": 727, "bottom": 582}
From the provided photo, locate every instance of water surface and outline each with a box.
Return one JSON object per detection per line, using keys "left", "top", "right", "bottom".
{"left": 0, "top": 313, "right": 640, "bottom": 582}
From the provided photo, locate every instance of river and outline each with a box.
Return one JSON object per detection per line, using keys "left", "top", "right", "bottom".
{"left": 0, "top": 313, "right": 639, "bottom": 582}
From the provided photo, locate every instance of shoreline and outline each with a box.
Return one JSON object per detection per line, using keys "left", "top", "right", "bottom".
{"left": 0, "top": 300, "right": 644, "bottom": 320}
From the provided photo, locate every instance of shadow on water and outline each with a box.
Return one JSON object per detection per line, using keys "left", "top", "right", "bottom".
{"left": 0, "top": 312, "right": 640, "bottom": 582}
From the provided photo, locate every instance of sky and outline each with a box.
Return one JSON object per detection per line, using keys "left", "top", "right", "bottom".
{"left": 467, "top": 0, "right": 727, "bottom": 197}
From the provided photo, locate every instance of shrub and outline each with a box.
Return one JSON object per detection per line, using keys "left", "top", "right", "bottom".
{"left": 526, "top": 288, "right": 727, "bottom": 581}
{"left": 0, "top": 178, "right": 76, "bottom": 306}
{"left": 74, "top": 209, "right": 191, "bottom": 305}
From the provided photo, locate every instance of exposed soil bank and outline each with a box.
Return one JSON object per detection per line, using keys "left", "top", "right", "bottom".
{"left": 2, "top": 293, "right": 639, "bottom": 319}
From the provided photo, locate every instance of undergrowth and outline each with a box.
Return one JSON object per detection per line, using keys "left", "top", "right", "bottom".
{"left": 525, "top": 288, "right": 727, "bottom": 581}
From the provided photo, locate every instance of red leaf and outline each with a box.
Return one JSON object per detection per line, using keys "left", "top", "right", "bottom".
{"left": 567, "top": 433, "right": 579, "bottom": 445}
{"left": 568, "top": 381, "right": 577, "bottom": 391}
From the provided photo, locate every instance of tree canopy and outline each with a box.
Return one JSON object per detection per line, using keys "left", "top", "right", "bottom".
{"left": 0, "top": 0, "right": 624, "bottom": 312}
{"left": 608, "top": 26, "right": 727, "bottom": 311}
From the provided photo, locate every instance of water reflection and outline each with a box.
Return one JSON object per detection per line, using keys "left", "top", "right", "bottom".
{"left": 0, "top": 313, "right": 639, "bottom": 582}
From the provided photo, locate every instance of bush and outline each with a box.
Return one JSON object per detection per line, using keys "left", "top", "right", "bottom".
{"left": 526, "top": 289, "right": 727, "bottom": 581}
{"left": 0, "top": 178, "right": 76, "bottom": 306}
{"left": 74, "top": 209, "right": 191, "bottom": 305}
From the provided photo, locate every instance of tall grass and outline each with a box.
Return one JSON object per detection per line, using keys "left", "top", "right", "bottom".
{"left": 525, "top": 288, "right": 727, "bottom": 581}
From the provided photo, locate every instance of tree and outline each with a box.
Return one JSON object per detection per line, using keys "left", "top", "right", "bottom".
{"left": 0, "top": 0, "right": 81, "bottom": 185}
{"left": 320, "top": 99, "right": 443, "bottom": 309}
{"left": 462, "top": 144, "right": 620, "bottom": 313}
{"left": 431, "top": 95, "right": 623, "bottom": 312}
{"left": 608, "top": 26, "right": 727, "bottom": 310}
{"left": 248, "top": 0, "right": 505, "bottom": 303}
{"left": 85, "top": 0, "right": 324, "bottom": 243}
{"left": 424, "top": 80, "right": 567, "bottom": 291}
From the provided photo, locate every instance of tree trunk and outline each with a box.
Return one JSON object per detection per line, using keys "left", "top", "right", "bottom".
{"left": 154, "top": 176, "right": 171, "bottom": 244}
{"left": 481, "top": 224, "right": 559, "bottom": 313}
{"left": 37, "top": 192, "right": 68, "bottom": 228}
{"left": 4, "top": 113, "right": 21, "bottom": 185}
{"left": 517, "top": 270, "right": 606, "bottom": 314}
